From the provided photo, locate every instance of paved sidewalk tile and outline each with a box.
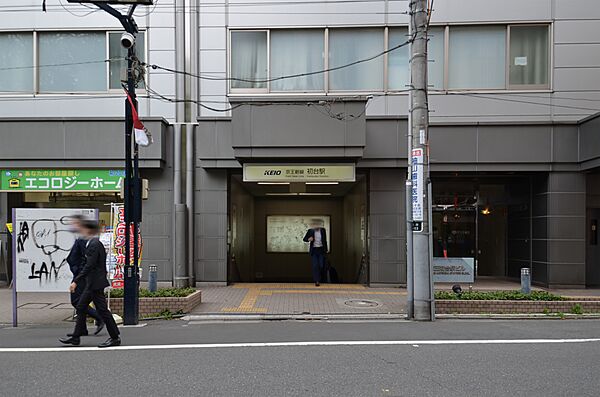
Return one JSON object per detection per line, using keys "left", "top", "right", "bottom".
{"left": 193, "top": 283, "right": 407, "bottom": 315}
{"left": 0, "top": 289, "right": 73, "bottom": 326}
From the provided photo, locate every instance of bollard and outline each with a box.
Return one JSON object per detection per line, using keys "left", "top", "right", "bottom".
{"left": 521, "top": 267, "right": 531, "bottom": 294}
{"left": 148, "top": 264, "right": 158, "bottom": 292}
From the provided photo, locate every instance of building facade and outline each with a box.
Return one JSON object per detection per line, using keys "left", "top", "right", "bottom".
{"left": 1, "top": 0, "right": 600, "bottom": 288}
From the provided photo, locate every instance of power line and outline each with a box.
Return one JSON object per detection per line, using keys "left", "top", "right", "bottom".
{"left": 146, "top": 34, "right": 415, "bottom": 84}
{"left": 0, "top": 58, "right": 124, "bottom": 72}
{"left": 448, "top": 92, "right": 600, "bottom": 113}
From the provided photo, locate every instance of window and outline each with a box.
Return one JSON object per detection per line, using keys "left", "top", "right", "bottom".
{"left": 448, "top": 26, "right": 506, "bottom": 89}
{"left": 509, "top": 25, "right": 549, "bottom": 87}
{"left": 0, "top": 33, "right": 33, "bottom": 93}
{"left": 231, "top": 31, "right": 267, "bottom": 89}
{"left": 271, "top": 30, "right": 324, "bottom": 91}
{"left": 228, "top": 24, "right": 550, "bottom": 94}
{"left": 428, "top": 27, "right": 445, "bottom": 90}
{"left": 38, "top": 32, "right": 107, "bottom": 92}
{"left": 109, "top": 31, "right": 146, "bottom": 89}
{"left": 329, "top": 29, "right": 384, "bottom": 91}
{"left": 388, "top": 27, "right": 445, "bottom": 91}
{"left": 388, "top": 28, "right": 410, "bottom": 91}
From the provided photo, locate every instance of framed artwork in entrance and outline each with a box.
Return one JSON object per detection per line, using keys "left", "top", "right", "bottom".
{"left": 266, "top": 215, "right": 331, "bottom": 253}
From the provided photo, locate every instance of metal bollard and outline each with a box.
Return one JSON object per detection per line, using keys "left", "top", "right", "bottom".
{"left": 148, "top": 264, "right": 158, "bottom": 292}
{"left": 521, "top": 267, "right": 531, "bottom": 294}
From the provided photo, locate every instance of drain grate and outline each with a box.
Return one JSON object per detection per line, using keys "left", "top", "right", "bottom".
{"left": 343, "top": 299, "right": 380, "bottom": 308}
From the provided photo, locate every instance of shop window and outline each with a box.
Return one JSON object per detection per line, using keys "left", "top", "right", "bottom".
{"left": 509, "top": 25, "right": 549, "bottom": 88}
{"left": 270, "top": 29, "right": 324, "bottom": 91}
{"left": 38, "top": 32, "right": 107, "bottom": 92}
{"left": 108, "top": 31, "right": 146, "bottom": 90}
{"left": 231, "top": 31, "right": 267, "bottom": 90}
{"left": 0, "top": 33, "right": 34, "bottom": 93}
{"left": 329, "top": 28, "right": 384, "bottom": 91}
{"left": 448, "top": 26, "right": 506, "bottom": 90}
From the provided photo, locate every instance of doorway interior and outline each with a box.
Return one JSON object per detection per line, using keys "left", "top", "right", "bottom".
{"left": 228, "top": 173, "right": 368, "bottom": 284}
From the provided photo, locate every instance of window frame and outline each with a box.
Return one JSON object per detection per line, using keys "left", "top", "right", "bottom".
{"left": 0, "top": 28, "right": 147, "bottom": 95}
{"left": 506, "top": 24, "right": 551, "bottom": 91}
{"left": 226, "top": 22, "right": 552, "bottom": 96}
{"left": 228, "top": 29, "right": 270, "bottom": 94}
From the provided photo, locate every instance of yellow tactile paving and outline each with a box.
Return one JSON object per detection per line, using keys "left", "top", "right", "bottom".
{"left": 231, "top": 283, "right": 367, "bottom": 290}
{"left": 260, "top": 289, "right": 406, "bottom": 296}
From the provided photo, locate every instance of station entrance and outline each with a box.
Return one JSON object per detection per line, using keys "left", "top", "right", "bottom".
{"left": 228, "top": 172, "right": 368, "bottom": 284}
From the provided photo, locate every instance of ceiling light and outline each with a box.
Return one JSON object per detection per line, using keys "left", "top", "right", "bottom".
{"left": 298, "top": 193, "right": 332, "bottom": 196}
{"left": 258, "top": 182, "right": 290, "bottom": 185}
{"left": 305, "top": 182, "right": 339, "bottom": 185}
{"left": 265, "top": 193, "right": 298, "bottom": 196}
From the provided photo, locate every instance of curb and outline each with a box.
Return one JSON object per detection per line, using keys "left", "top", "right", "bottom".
{"left": 183, "top": 313, "right": 408, "bottom": 322}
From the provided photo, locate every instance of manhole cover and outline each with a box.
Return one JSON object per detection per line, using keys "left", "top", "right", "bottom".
{"left": 344, "top": 299, "right": 380, "bottom": 308}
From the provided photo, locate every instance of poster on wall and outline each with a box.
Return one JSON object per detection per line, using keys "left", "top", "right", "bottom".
{"left": 13, "top": 208, "right": 97, "bottom": 292}
{"left": 266, "top": 215, "right": 331, "bottom": 253}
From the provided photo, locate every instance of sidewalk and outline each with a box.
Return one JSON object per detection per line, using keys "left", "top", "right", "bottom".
{"left": 0, "top": 289, "right": 73, "bottom": 326}
{"left": 192, "top": 283, "right": 406, "bottom": 316}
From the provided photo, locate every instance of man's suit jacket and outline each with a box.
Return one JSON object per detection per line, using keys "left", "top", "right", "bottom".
{"left": 66, "top": 238, "right": 87, "bottom": 280}
{"left": 73, "top": 238, "right": 110, "bottom": 291}
{"left": 303, "top": 228, "right": 328, "bottom": 255}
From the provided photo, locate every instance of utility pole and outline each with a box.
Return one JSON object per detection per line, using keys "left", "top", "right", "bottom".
{"left": 408, "top": 0, "right": 434, "bottom": 321}
{"left": 69, "top": 0, "right": 147, "bottom": 325}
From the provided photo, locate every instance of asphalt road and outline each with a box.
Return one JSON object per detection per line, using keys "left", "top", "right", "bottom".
{"left": 1, "top": 319, "right": 599, "bottom": 396}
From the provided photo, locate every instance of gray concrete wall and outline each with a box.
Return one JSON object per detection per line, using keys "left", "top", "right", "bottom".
{"left": 368, "top": 168, "right": 406, "bottom": 285}
{"left": 0, "top": 119, "right": 167, "bottom": 168}
{"left": 532, "top": 172, "right": 586, "bottom": 287}
{"left": 231, "top": 102, "right": 366, "bottom": 160}
{"left": 194, "top": 168, "right": 228, "bottom": 283}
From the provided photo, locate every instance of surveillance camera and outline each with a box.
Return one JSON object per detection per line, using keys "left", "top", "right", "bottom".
{"left": 120, "top": 32, "right": 136, "bottom": 49}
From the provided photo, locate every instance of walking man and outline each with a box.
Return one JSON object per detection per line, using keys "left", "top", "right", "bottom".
{"left": 303, "top": 219, "right": 328, "bottom": 286}
{"left": 66, "top": 215, "right": 104, "bottom": 336}
{"left": 60, "top": 219, "right": 121, "bottom": 348}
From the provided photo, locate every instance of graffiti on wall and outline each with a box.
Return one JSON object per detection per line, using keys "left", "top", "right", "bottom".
{"left": 14, "top": 208, "right": 96, "bottom": 292}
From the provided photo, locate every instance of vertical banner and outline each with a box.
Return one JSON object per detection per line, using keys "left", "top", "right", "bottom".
{"left": 411, "top": 148, "right": 424, "bottom": 222}
{"left": 13, "top": 208, "right": 96, "bottom": 292}
{"left": 110, "top": 203, "right": 142, "bottom": 289}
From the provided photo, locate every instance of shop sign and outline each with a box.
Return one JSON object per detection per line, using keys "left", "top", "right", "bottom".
{"left": 433, "top": 257, "right": 475, "bottom": 283}
{"left": 243, "top": 164, "right": 355, "bottom": 182}
{"left": 0, "top": 170, "right": 124, "bottom": 192}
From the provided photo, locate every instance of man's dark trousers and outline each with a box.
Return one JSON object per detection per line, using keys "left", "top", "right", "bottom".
{"left": 73, "top": 288, "right": 119, "bottom": 339}
{"left": 311, "top": 247, "right": 326, "bottom": 284}
{"left": 70, "top": 281, "right": 102, "bottom": 324}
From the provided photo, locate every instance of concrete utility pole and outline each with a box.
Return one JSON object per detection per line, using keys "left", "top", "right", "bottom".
{"left": 408, "top": 0, "right": 434, "bottom": 321}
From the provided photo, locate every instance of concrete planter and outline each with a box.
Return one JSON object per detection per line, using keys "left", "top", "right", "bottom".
{"left": 435, "top": 299, "right": 600, "bottom": 314}
{"left": 108, "top": 290, "right": 202, "bottom": 317}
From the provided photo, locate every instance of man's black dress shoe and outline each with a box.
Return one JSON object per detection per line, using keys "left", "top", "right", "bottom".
{"left": 67, "top": 330, "right": 88, "bottom": 337}
{"left": 59, "top": 336, "right": 81, "bottom": 346}
{"left": 98, "top": 337, "right": 121, "bottom": 348}
{"left": 94, "top": 321, "right": 105, "bottom": 336}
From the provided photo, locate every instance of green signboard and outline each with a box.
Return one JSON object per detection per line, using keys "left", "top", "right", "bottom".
{"left": 1, "top": 170, "right": 124, "bottom": 192}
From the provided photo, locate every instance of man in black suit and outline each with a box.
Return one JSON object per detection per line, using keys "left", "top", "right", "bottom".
{"left": 60, "top": 220, "right": 121, "bottom": 348}
{"left": 303, "top": 219, "right": 328, "bottom": 286}
{"left": 66, "top": 215, "right": 104, "bottom": 336}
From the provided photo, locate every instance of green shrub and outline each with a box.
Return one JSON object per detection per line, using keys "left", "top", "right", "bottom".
{"left": 434, "top": 290, "right": 565, "bottom": 301}
{"left": 570, "top": 303, "right": 583, "bottom": 315}
{"left": 107, "top": 287, "right": 196, "bottom": 298}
